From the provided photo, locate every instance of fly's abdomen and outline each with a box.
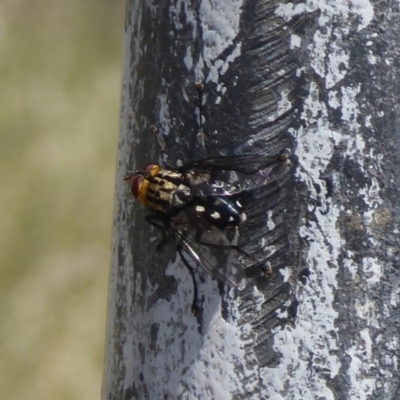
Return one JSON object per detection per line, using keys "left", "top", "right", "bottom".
{"left": 194, "top": 197, "right": 245, "bottom": 230}
{"left": 146, "top": 170, "right": 192, "bottom": 213}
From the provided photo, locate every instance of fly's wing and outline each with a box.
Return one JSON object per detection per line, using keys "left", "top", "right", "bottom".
{"left": 181, "top": 154, "right": 280, "bottom": 174}
{"left": 166, "top": 207, "right": 247, "bottom": 287}
{"left": 180, "top": 154, "right": 291, "bottom": 197}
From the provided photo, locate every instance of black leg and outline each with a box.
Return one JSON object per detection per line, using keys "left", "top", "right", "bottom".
{"left": 232, "top": 245, "right": 273, "bottom": 278}
{"left": 145, "top": 214, "right": 169, "bottom": 250}
{"left": 177, "top": 246, "right": 201, "bottom": 313}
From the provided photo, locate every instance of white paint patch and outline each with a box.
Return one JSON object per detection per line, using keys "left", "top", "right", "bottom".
{"left": 279, "top": 267, "right": 292, "bottom": 282}
{"left": 290, "top": 34, "right": 301, "bottom": 49}
{"left": 183, "top": 46, "right": 193, "bottom": 70}
{"left": 267, "top": 89, "right": 292, "bottom": 123}
{"left": 390, "top": 287, "right": 400, "bottom": 307}
{"left": 351, "top": 0, "right": 374, "bottom": 30}
{"left": 354, "top": 298, "right": 380, "bottom": 328}
{"left": 157, "top": 94, "right": 170, "bottom": 136}
{"left": 219, "top": 42, "right": 242, "bottom": 75}
{"left": 368, "top": 53, "right": 377, "bottom": 65}
{"left": 341, "top": 85, "right": 362, "bottom": 135}
{"left": 326, "top": 44, "right": 349, "bottom": 89}
{"left": 275, "top": 3, "right": 308, "bottom": 21}
{"left": 343, "top": 251, "right": 358, "bottom": 280}
{"left": 195, "top": 1, "right": 244, "bottom": 89}
{"left": 328, "top": 90, "right": 340, "bottom": 109}
{"left": 362, "top": 257, "right": 382, "bottom": 286}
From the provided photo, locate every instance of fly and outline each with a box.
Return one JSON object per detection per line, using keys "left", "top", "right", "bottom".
{"left": 124, "top": 152, "right": 291, "bottom": 309}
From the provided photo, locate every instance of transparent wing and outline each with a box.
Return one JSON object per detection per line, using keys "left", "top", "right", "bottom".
{"left": 180, "top": 154, "right": 281, "bottom": 174}
{"left": 180, "top": 154, "right": 291, "bottom": 197}
{"left": 165, "top": 207, "right": 247, "bottom": 287}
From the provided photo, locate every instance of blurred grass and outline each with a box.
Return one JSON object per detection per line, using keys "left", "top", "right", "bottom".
{"left": 0, "top": 1, "right": 124, "bottom": 399}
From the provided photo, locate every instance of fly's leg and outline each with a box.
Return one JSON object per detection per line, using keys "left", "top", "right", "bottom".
{"left": 145, "top": 215, "right": 170, "bottom": 250}
{"left": 232, "top": 244, "right": 273, "bottom": 279}
{"left": 177, "top": 246, "right": 201, "bottom": 313}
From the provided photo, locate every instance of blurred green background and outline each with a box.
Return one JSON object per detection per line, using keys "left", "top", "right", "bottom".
{"left": 0, "top": 1, "right": 124, "bottom": 399}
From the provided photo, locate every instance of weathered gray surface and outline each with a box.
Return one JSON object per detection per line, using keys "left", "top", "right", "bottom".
{"left": 103, "top": 1, "right": 400, "bottom": 399}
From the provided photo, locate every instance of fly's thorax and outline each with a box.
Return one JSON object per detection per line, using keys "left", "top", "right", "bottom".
{"left": 185, "top": 170, "right": 211, "bottom": 187}
{"left": 146, "top": 169, "right": 192, "bottom": 213}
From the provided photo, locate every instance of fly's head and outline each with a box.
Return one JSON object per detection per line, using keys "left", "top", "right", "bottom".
{"left": 124, "top": 163, "right": 161, "bottom": 206}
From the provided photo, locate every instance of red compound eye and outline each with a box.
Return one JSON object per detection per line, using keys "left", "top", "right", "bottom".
{"left": 143, "top": 163, "right": 156, "bottom": 172}
{"left": 131, "top": 175, "right": 144, "bottom": 198}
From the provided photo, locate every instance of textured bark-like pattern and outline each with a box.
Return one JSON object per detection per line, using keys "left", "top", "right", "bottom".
{"left": 103, "top": 0, "right": 400, "bottom": 399}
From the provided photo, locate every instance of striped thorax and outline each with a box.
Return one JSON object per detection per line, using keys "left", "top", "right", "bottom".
{"left": 124, "top": 164, "right": 192, "bottom": 213}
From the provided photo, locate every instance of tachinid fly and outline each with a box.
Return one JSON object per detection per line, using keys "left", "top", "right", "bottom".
{"left": 124, "top": 152, "right": 291, "bottom": 304}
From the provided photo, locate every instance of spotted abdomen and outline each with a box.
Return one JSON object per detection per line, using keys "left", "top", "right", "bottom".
{"left": 194, "top": 197, "right": 245, "bottom": 230}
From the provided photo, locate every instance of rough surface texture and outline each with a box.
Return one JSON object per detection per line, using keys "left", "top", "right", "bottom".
{"left": 103, "top": 0, "right": 400, "bottom": 399}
